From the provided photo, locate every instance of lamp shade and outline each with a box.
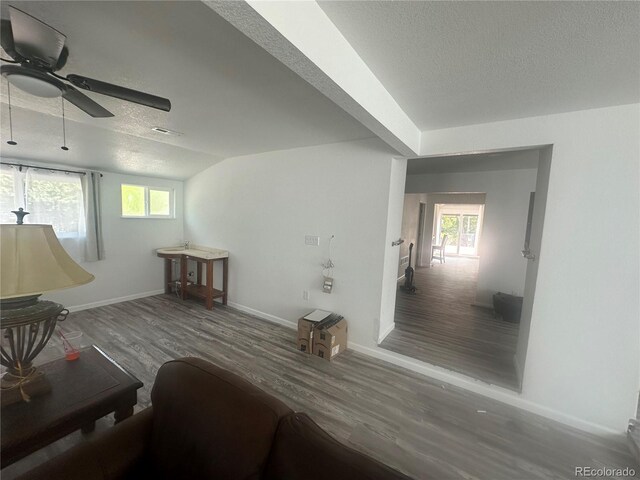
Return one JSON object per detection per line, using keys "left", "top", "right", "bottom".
{"left": 0, "top": 224, "right": 94, "bottom": 299}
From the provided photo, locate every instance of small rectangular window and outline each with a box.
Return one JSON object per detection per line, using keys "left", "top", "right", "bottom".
{"left": 149, "top": 189, "right": 171, "bottom": 216}
{"left": 121, "top": 184, "right": 174, "bottom": 218}
{"left": 121, "top": 184, "right": 146, "bottom": 217}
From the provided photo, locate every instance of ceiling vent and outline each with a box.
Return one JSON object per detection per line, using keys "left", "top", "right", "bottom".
{"left": 151, "top": 126, "right": 182, "bottom": 136}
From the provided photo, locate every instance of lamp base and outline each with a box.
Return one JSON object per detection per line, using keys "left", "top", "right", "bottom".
{"left": 1, "top": 369, "right": 51, "bottom": 407}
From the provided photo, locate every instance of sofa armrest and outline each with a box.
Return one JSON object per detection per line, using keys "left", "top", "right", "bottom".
{"left": 17, "top": 407, "right": 154, "bottom": 480}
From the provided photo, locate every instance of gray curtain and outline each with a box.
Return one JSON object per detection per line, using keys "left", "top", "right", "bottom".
{"left": 82, "top": 171, "right": 105, "bottom": 261}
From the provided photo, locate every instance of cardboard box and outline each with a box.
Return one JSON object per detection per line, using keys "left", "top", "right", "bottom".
{"left": 313, "top": 317, "right": 348, "bottom": 361}
{"left": 297, "top": 317, "right": 315, "bottom": 354}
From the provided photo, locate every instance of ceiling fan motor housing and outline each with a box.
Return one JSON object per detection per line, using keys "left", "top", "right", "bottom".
{"left": 1, "top": 64, "right": 63, "bottom": 97}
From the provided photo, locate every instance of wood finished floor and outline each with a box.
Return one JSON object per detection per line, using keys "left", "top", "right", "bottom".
{"left": 3, "top": 295, "right": 637, "bottom": 480}
{"left": 381, "top": 257, "right": 520, "bottom": 390}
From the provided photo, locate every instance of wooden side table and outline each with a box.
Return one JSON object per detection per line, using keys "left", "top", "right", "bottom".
{"left": 1, "top": 345, "right": 143, "bottom": 468}
{"left": 157, "top": 247, "right": 229, "bottom": 310}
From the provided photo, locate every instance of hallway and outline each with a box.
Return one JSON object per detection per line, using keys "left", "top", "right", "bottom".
{"left": 381, "top": 257, "right": 520, "bottom": 390}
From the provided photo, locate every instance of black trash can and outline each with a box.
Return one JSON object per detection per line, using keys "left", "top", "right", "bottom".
{"left": 493, "top": 292, "right": 523, "bottom": 323}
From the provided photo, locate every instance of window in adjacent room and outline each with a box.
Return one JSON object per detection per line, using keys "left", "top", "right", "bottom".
{"left": 121, "top": 184, "right": 173, "bottom": 218}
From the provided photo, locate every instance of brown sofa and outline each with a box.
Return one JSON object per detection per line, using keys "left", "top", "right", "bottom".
{"left": 18, "top": 358, "right": 411, "bottom": 480}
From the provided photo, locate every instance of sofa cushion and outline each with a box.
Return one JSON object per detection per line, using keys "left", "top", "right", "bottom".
{"left": 264, "top": 412, "right": 412, "bottom": 480}
{"left": 148, "top": 358, "right": 292, "bottom": 480}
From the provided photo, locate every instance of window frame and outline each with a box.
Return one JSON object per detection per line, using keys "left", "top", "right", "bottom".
{"left": 120, "top": 184, "right": 175, "bottom": 219}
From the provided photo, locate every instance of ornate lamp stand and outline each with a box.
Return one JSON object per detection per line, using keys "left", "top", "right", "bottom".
{"left": 1, "top": 295, "right": 69, "bottom": 405}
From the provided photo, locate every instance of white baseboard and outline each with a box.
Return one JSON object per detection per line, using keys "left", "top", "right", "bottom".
{"left": 513, "top": 354, "right": 523, "bottom": 387}
{"left": 227, "top": 301, "right": 297, "bottom": 329}
{"left": 471, "top": 301, "right": 493, "bottom": 309}
{"left": 397, "top": 274, "right": 405, "bottom": 281}
{"left": 67, "top": 289, "right": 164, "bottom": 312}
{"left": 377, "top": 322, "right": 395, "bottom": 343}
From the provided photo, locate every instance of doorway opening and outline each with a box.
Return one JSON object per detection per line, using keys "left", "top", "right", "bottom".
{"left": 380, "top": 146, "right": 551, "bottom": 392}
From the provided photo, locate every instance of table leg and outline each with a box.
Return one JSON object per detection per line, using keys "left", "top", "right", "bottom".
{"left": 114, "top": 405, "right": 134, "bottom": 424}
{"left": 164, "top": 259, "right": 172, "bottom": 294}
{"left": 180, "top": 256, "right": 188, "bottom": 300}
{"left": 206, "top": 260, "right": 214, "bottom": 310}
{"left": 222, "top": 257, "right": 228, "bottom": 305}
{"left": 81, "top": 421, "right": 96, "bottom": 434}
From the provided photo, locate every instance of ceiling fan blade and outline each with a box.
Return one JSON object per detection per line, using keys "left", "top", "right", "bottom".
{"left": 62, "top": 86, "right": 114, "bottom": 118}
{"left": 66, "top": 74, "right": 171, "bottom": 112}
{"left": 1, "top": 19, "right": 23, "bottom": 62}
{"left": 9, "top": 6, "right": 66, "bottom": 68}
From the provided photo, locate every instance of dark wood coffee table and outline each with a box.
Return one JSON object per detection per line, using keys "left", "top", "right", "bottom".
{"left": 1, "top": 345, "right": 143, "bottom": 468}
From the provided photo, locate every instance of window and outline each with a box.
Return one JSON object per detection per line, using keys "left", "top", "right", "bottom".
{"left": 26, "top": 169, "right": 85, "bottom": 238}
{"left": 435, "top": 203, "right": 484, "bottom": 256}
{"left": 0, "top": 165, "right": 85, "bottom": 238}
{"left": 121, "top": 184, "right": 173, "bottom": 218}
{"left": 0, "top": 166, "right": 17, "bottom": 224}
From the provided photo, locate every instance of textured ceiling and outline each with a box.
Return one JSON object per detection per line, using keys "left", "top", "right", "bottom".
{"left": 0, "top": 1, "right": 372, "bottom": 179}
{"left": 0, "top": 105, "right": 218, "bottom": 180}
{"left": 407, "top": 149, "right": 540, "bottom": 175}
{"left": 319, "top": 1, "right": 640, "bottom": 130}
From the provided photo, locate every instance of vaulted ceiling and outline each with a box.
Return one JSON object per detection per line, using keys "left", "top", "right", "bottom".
{"left": 1, "top": 1, "right": 638, "bottom": 179}
{"left": 0, "top": 1, "right": 372, "bottom": 179}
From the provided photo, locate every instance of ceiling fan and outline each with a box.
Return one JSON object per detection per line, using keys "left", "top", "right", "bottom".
{"left": 0, "top": 6, "right": 171, "bottom": 118}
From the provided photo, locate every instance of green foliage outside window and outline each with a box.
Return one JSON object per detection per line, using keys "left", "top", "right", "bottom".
{"left": 149, "top": 189, "right": 170, "bottom": 216}
{"left": 121, "top": 185, "right": 146, "bottom": 216}
{"left": 440, "top": 214, "right": 459, "bottom": 245}
{"left": 121, "top": 184, "right": 172, "bottom": 217}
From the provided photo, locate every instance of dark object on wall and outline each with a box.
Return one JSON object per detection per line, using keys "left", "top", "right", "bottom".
{"left": 15, "top": 358, "right": 412, "bottom": 480}
{"left": 400, "top": 243, "right": 416, "bottom": 294}
{"left": 493, "top": 292, "right": 523, "bottom": 323}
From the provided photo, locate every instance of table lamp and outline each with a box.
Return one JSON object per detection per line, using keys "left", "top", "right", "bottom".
{"left": 1, "top": 218, "right": 94, "bottom": 406}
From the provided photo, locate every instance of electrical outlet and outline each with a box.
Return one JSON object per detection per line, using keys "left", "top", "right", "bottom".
{"left": 302, "top": 290, "right": 310, "bottom": 301}
{"left": 304, "top": 235, "right": 320, "bottom": 246}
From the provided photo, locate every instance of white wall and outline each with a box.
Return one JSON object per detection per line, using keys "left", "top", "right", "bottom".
{"left": 416, "top": 103, "right": 640, "bottom": 433}
{"left": 379, "top": 158, "right": 407, "bottom": 341}
{"left": 45, "top": 172, "right": 184, "bottom": 310}
{"left": 515, "top": 147, "right": 552, "bottom": 386}
{"left": 184, "top": 138, "right": 400, "bottom": 348}
{"left": 406, "top": 168, "right": 538, "bottom": 305}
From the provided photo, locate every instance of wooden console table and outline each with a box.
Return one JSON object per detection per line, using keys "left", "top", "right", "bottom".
{"left": 156, "top": 246, "right": 228, "bottom": 310}
{"left": 1, "top": 345, "right": 143, "bottom": 468}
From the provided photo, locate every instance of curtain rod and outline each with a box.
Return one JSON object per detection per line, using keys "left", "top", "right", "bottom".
{"left": 0, "top": 161, "right": 103, "bottom": 177}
